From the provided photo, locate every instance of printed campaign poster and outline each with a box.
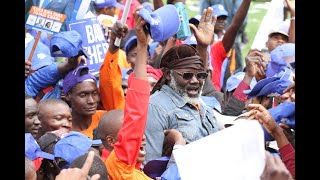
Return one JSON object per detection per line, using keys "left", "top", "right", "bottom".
{"left": 25, "top": 6, "right": 66, "bottom": 34}
{"left": 67, "top": 17, "right": 109, "bottom": 75}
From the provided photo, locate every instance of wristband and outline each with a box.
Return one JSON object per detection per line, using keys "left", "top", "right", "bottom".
{"left": 290, "top": 16, "right": 295, "bottom": 20}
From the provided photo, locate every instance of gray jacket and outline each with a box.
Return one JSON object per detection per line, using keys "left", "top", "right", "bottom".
{"left": 144, "top": 85, "right": 219, "bottom": 164}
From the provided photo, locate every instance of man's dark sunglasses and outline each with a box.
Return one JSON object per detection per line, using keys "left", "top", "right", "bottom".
{"left": 173, "top": 69, "right": 208, "bottom": 80}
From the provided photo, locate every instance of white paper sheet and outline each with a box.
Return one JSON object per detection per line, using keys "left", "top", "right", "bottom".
{"left": 173, "top": 120, "right": 266, "bottom": 180}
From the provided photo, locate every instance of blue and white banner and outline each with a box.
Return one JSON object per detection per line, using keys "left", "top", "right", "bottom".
{"left": 67, "top": 17, "right": 109, "bottom": 75}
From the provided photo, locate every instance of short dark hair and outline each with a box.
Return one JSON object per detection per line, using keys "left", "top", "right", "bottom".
{"left": 70, "top": 153, "right": 109, "bottom": 180}
{"left": 39, "top": 98, "right": 69, "bottom": 107}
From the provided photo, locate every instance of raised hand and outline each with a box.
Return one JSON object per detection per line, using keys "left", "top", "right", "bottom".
{"left": 109, "top": 21, "right": 128, "bottom": 54}
{"left": 284, "top": 0, "right": 295, "bottom": 16}
{"left": 246, "top": 104, "right": 281, "bottom": 135}
{"left": 190, "top": 7, "right": 216, "bottom": 47}
{"left": 245, "top": 49, "right": 267, "bottom": 80}
{"left": 133, "top": 6, "right": 150, "bottom": 49}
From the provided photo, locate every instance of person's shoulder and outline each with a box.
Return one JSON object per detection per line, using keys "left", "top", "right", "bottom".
{"left": 150, "top": 88, "right": 171, "bottom": 103}
{"left": 93, "top": 110, "right": 107, "bottom": 120}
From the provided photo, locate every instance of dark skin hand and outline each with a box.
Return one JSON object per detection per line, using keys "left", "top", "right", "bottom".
{"left": 190, "top": 7, "right": 216, "bottom": 71}
{"left": 244, "top": 104, "right": 290, "bottom": 149}
{"left": 244, "top": 49, "right": 267, "bottom": 81}
{"left": 25, "top": 60, "right": 32, "bottom": 78}
{"left": 162, "top": 129, "right": 186, "bottom": 157}
{"left": 109, "top": 21, "right": 129, "bottom": 54}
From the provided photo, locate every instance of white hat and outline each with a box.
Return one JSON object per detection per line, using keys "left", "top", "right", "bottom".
{"left": 268, "top": 19, "right": 290, "bottom": 38}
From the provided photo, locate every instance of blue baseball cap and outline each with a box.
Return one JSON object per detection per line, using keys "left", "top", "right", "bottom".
{"left": 123, "top": 35, "right": 151, "bottom": 56}
{"left": 182, "top": 35, "right": 197, "bottom": 45}
{"left": 263, "top": 102, "right": 295, "bottom": 141}
{"left": 226, "top": 72, "right": 257, "bottom": 92}
{"left": 149, "top": 41, "right": 159, "bottom": 58}
{"left": 63, "top": 64, "right": 96, "bottom": 94}
{"left": 138, "top": 4, "right": 180, "bottom": 42}
{"left": 189, "top": 15, "right": 201, "bottom": 25}
{"left": 25, "top": 133, "right": 55, "bottom": 161}
{"left": 94, "top": 0, "right": 124, "bottom": 9}
{"left": 266, "top": 43, "right": 295, "bottom": 77}
{"left": 246, "top": 68, "right": 294, "bottom": 98}
{"left": 50, "top": 30, "right": 90, "bottom": 59}
{"left": 143, "top": 156, "right": 170, "bottom": 179}
{"left": 54, "top": 131, "right": 101, "bottom": 168}
{"left": 124, "top": 35, "right": 137, "bottom": 55}
{"left": 211, "top": 4, "right": 228, "bottom": 17}
{"left": 25, "top": 39, "right": 54, "bottom": 70}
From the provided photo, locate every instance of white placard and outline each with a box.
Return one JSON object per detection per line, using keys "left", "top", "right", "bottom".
{"left": 173, "top": 120, "right": 266, "bottom": 180}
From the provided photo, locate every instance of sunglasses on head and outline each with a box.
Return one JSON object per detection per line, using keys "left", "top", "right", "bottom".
{"left": 173, "top": 69, "right": 208, "bottom": 80}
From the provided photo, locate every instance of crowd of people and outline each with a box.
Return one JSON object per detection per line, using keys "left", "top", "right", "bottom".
{"left": 25, "top": 0, "right": 295, "bottom": 179}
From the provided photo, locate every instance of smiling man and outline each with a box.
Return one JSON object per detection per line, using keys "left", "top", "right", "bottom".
{"left": 37, "top": 98, "right": 72, "bottom": 138}
{"left": 25, "top": 94, "right": 41, "bottom": 139}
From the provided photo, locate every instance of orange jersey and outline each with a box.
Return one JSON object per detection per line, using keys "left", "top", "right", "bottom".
{"left": 79, "top": 110, "right": 106, "bottom": 139}
{"left": 99, "top": 50, "right": 125, "bottom": 111}
{"left": 105, "top": 151, "right": 152, "bottom": 180}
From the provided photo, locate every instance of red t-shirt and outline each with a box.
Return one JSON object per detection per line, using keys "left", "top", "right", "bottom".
{"left": 210, "top": 41, "right": 228, "bottom": 91}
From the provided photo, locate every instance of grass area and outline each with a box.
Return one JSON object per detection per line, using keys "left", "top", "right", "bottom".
{"left": 242, "top": 1, "right": 268, "bottom": 59}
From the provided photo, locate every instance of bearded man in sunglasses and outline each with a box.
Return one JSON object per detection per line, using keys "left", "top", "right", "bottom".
{"left": 144, "top": 7, "right": 221, "bottom": 164}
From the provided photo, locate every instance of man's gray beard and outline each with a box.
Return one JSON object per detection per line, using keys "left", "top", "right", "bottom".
{"left": 168, "top": 73, "right": 204, "bottom": 106}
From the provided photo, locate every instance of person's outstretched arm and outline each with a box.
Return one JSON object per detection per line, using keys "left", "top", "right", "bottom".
{"left": 190, "top": 7, "right": 216, "bottom": 71}
{"left": 106, "top": 5, "right": 150, "bottom": 177}
{"left": 245, "top": 104, "right": 295, "bottom": 179}
{"left": 285, "top": 0, "right": 295, "bottom": 43}
{"left": 222, "top": 0, "right": 251, "bottom": 53}
{"left": 99, "top": 21, "right": 127, "bottom": 111}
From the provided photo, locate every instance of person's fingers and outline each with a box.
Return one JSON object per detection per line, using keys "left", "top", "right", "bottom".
{"left": 205, "top": 7, "right": 212, "bottom": 23}
{"left": 199, "top": 9, "right": 207, "bottom": 24}
{"left": 279, "top": 123, "right": 290, "bottom": 129}
{"left": 189, "top": 23, "right": 198, "bottom": 35}
{"left": 258, "top": 64, "right": 266, "bottom": 76}
{"left": 81, "top": 151, "right": 95, "bottom": 175}
{"left": 122, "top": 24, "right": 129, "bottom": 35}
{"left": 247, "top": 103, "right": 265, "bottom": 112}
{"left": 254, "top": 110, "right": 267, "bottom": 124}
{"left": 25, "top": 60, "right": 32, "bottom": 66}
{"left": 241, "top": 110, "right": 256, "bottom": 117}
{"left": 78, "top": 55, "right": 87, "bottom": 65}
{"left": 90, "top": 174, "right": 101, "bottom": 180}
{"left": 283, "top": 83, "right": 295, "bottom": 93}
{"left": 211, "top": 15, "right": 217, "bottom": 25}
{"left": 133, "top": 6, "right": 143, "bottom": 20}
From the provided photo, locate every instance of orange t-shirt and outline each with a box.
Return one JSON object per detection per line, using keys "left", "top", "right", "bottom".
{"left": 99, "top": 50, "right": 125, "bottom": 111}
{"left": 118, "top": 49, "right": 132, "bottom": 69}
{"left": 79, "top": 110, "right": 106, "bottom": 139}
{"left": 105, "top": 151, "right": 152, "bottom": 180}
